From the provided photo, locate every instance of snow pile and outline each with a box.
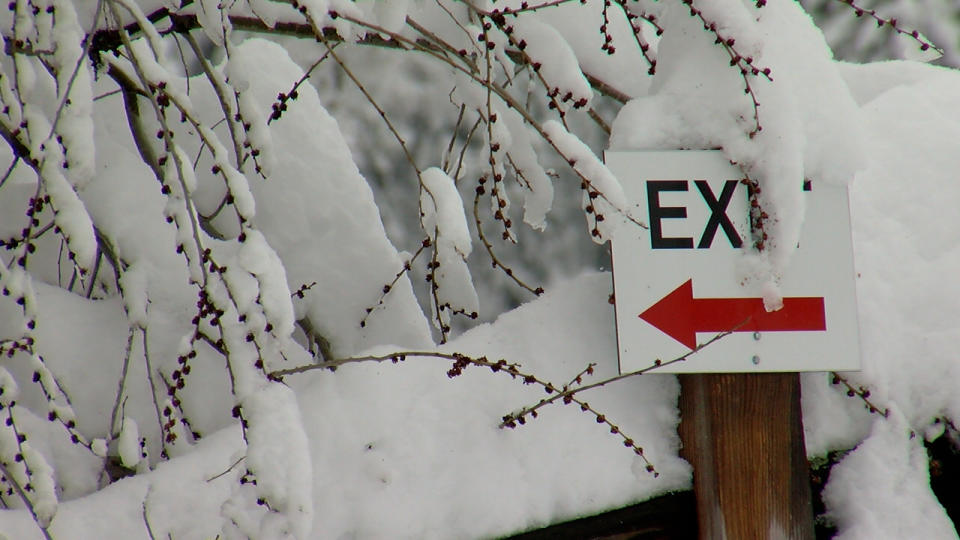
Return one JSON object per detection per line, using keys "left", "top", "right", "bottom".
{"left": 0, "top": 274, "right": 692, "bottom": 539}
{"left": 801, "top": 59, "right": 960, "bottom": 539}
{"left": 822, "top": 411, "right": 956, "bottom": 540}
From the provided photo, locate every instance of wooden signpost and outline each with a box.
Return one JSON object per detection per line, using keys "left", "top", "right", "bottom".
{"left": 605, "top": 151, "right": 861, "bottom": 539}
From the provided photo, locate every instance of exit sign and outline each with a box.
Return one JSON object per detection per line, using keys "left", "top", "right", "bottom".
{"left": 606, "top": 151, "right": 861, "bottom": 373}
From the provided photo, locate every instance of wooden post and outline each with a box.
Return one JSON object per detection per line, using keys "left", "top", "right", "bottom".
{"left": 679, "top": 373, "right": 814, "bottom": 539}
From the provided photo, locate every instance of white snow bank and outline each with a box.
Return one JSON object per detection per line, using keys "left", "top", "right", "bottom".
{"left": 0, "top": 273, "right": 690, "bottom": 539}
{"left": 295, "top": 272, "right": 689, "bottom": 538}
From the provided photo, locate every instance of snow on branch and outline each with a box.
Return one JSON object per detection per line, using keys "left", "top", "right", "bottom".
{"left": 421, "top": 167, "right": 479, "bottom": 340}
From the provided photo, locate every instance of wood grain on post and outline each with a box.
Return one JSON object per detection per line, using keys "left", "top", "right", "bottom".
{"left": 679, "top": 373, "right": 814, "bottom": 540}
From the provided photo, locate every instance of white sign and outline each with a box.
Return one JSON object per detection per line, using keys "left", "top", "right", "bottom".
{"left": 606, "top": 151, "right": 861, "bottom": 373}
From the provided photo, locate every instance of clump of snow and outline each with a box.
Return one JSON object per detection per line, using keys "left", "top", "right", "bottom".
{"left": 19, "top": 441, "right": 58, "bottom": 527}
{"left": 230, "top": 78, "right": 276, "bottom": 176}
{"left": 90, "top": 438, "right": 107, "bottom": 458}
{"left": 511, "top": 17, "right": 593, "bottom": 112}
{"left": 171, "top": 144, "right": 197, "bottom": 194}
{"left": 501, "top": 109, "right": 554, "bottom": 231}
{"left": 117, "top": 416, "right": 141, "bottom": 469}
{"left": 41, "top": 164, "right": 97, "bottom": 270}
{"left": 543, "top": 120, "right": 630, "bottom": 242}
{"left": 118, "top": 263, "right": 149, "bottom": 328}
{"left": 822, "top": 411, "right": 956, "bottom": 540}
{"left": 221, "top": 165, "right": 256, "bottom": 222}
{"left": 48, "top": 0, "right": 96, "bottom": 187}
{"left": 420, "top": 167, "right": 480, "bottom": 332}
{"left": 240, "top": 384, "right": 313, "bottom": 539}
{"left": 236, "top": 229, "right": 296, "bottom": 341}
{"left": 0, "top": 367, "right": 59, "bottom": 527}
{"left": 420, "top": 167, "right": 471, "bottom": 259}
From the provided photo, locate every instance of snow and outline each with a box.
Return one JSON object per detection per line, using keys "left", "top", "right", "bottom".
{"left": 420, "top": 167, "right": 479, "bottom": 330}
{"left": 118, "top": 263, "right": 148, "bottom": 327}
{"left": 543, "top": 120, "right": 630, "bottom": 243}
{"left": 118, "top": 417, "right": 141, "bottom": 469}
{"left": 501, "top": 109, "right": 554, "bottom": 231}
{"left": 235, "top": 229, "right": 296, "bottom": 342}
{"left": 510, "top": 17, "right": 593, "bottom": 113}
{"left": 90, "top": 438, "right": 107, "bottom": 459}
{"left": 41, "top": 164, "right": 97, "bottom": 270}
{"left": 0, "top": 274, "right": 692, "bottom": 539}
{"left": 421, "top": 168, "right": 471, "bottom": 258}
{"left": 822, "top": 411, "right": 957, "bottom": 540}
{"left": 238, "top": 384, "right": 312, "bottom": 539}
{"left": 513, "top": 0, "right": 655, "bottom": 99}
{"left": 1, "top": 2, "right": 960, "bottom": 539}
{"left": 48, "top": 0, "right": 96, "bottom": 188}
{"left": 225, "top": 38, "right": 433, "bottom": 358}
{"left": 197, "top": 0, "right": 229, "bottom": 46}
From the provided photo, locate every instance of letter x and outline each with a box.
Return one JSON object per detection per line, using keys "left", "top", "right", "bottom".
{"left": 695, "top": 180, "right": 742, "bottom": 248}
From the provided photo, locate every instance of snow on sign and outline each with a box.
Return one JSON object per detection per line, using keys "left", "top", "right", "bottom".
{"left": 605, "top": 151, "right": 861, "bottom": 373}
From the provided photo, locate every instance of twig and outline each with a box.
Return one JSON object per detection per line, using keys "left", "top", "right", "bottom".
{"left": 109, "top": 329, "right": 137, "bottom": 439}
{"left": 684, "top": 1, "right": 773, "bottom": 138}
{"left": 143, "top": 492, "right": 158, "bottom": 540}
{"left": 501, "top": 328, "right": 736, "bottom": 426}
{"left": 85, "top": 247, "right": 104, "bottom": 299}
{"left": 452, "top": 115, "right": 483, "bottom": 182}
{"left": 613, "top": 1, "right": 658, "bottom": 75}
{"left": 830, "top": 372, "right": 889, "bottom": 417}
{"left": 316, "top": 20, "right": 422, "bottom": 178}
{"left": 442, "top": 104, "right": 466, "bottom": 173}
{"left": 831, "top": 0, "right": 942, "bottom": 54}
{"left": 270, "top": 350, "right": 531, "bottom": 379}
{"left": 361, "top": 239, "right": 431, "bottom": 328}
{"left": 472, "top": 186, "right": 543, "bottom": 296}
{"left": 0, "top": 156, "right": 19, "bottom": 190}
{"left": 141, "top": 328, "right": 169, "bottom": 458}
{"left": 206, "top": 456, "right": 246, "bottom": 483}
{"left": 265, "top": 43, "right": 338, "bottom": 125}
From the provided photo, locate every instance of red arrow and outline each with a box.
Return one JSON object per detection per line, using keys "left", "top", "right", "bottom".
{"left": 639, "top": 279, "right": 826, "bottom": 350}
